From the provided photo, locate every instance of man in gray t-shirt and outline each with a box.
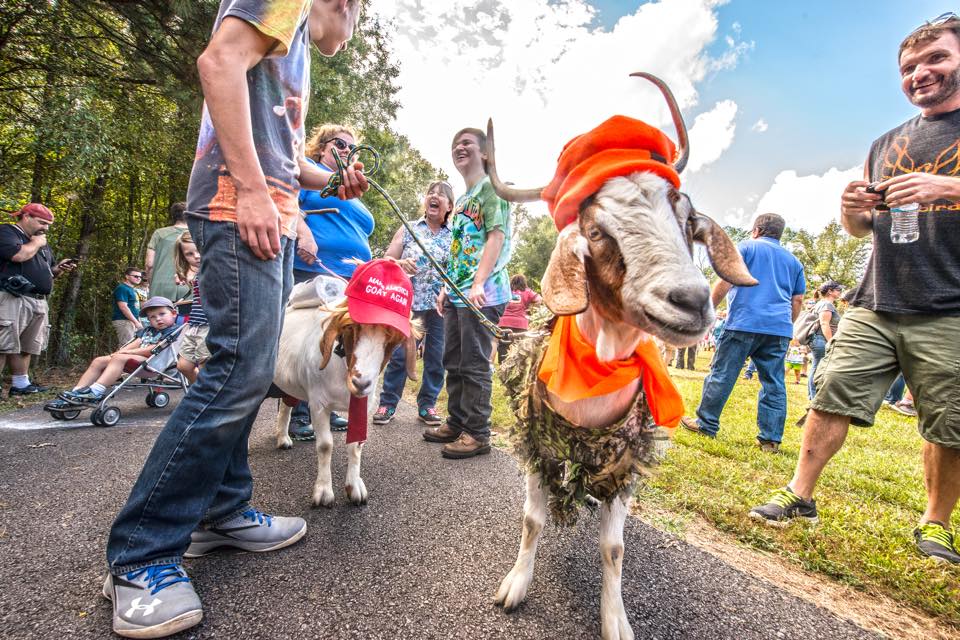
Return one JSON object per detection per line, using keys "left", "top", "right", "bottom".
{"left": 750, "top": 16, "right": 960, "bottom": 566}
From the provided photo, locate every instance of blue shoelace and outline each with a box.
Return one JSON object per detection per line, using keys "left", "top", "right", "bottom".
{"left": 127, "top": 564, "right": 190, "bottom": 595}
{"left": 242, "top": 508, "right": 273, "bottom": 527}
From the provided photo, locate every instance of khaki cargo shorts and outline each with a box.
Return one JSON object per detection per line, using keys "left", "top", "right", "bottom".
{"left": 178, "top": 324, "right": 211, "bottom": 365}
{"left": 811, "top": 306, "right": 960, "bottom": 449}
{"left": 0, "top": 291, "right": 49, "bottom": 355}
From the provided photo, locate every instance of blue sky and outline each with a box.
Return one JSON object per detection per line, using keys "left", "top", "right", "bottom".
{"left": 592, "top": 1, "right": 948, "bottom": 228}
{"left": 373, "top": 1, "right": 951, "bottom": 232}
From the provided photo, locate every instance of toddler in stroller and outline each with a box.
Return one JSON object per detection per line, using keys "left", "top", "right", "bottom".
{"left": 45, "top": 296, "right": 187, "bottom": 425}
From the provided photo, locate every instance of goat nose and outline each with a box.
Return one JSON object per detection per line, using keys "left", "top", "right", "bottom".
{"left": 352, "top": 376, "right": 373, "bottom": 395}
{"left": 668, "top": 286, "right": 709, "bottom": 314}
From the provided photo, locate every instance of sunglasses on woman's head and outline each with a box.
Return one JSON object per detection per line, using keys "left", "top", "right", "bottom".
{"left": 323, "top": 137, "right": 356, "bottom": 152}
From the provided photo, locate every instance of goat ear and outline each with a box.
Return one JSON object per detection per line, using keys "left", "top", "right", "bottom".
{"left": 542, "top": 223, "right": 589, "bottom": 315}
{"left": 318, "top": 318, "right": 339, "bottom": 370}
{"left": 691, "top": 211, "right": 758, "bottom": 287}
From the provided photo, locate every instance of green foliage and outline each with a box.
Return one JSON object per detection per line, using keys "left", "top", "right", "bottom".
{"left": 786, "top": 221, "right": 871, "bottom": 289}
{"left": 0, "top": 1, "right": 441, "bottom": 364}
{"left": 508, "top": 213, "right": 557, "bottom": 290}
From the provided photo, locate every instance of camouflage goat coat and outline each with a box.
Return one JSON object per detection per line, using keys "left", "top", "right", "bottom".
{"left": 499, "top": 330, "right": 661, "bottom": 526}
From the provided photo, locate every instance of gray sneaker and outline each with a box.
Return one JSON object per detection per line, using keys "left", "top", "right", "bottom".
{"left": 102, "top": 564, "right": 202, "bottom": 638}
{"left": 748, "top": 487, "right": 819, "bottom": 527}
{"left": 184, "top": 507, "right": 307, "bottom": 558}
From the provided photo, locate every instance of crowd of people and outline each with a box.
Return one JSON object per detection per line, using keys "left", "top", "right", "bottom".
{"left": 0, "top": 3, "right": 958, "bottom": 638}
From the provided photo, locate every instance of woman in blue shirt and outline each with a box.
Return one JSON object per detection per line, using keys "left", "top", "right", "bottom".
{"left": 290, "top": 123, "right": 375, "bottom": 440}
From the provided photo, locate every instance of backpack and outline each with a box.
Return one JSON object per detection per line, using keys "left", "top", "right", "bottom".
{"left": 792, "top": 309, "right": 820, "bottom": 344}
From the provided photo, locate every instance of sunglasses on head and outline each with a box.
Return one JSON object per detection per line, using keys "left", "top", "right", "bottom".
{"left": 323, "top": 137, "right": 356, "bottom": 152}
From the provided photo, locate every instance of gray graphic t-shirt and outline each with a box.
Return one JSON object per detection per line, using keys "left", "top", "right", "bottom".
{"left": 849, "top": 108, "right": 960, "bottom": 314}
{"left": 186, "top": 0, "right": 311, "bottom": 239}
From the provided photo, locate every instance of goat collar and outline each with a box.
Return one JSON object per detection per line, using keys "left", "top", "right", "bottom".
{"left": 542, "top": 115, "right": 681, "bottom": 230}
{"left": 537, "top": 315, "right": 683, "bottom": 428}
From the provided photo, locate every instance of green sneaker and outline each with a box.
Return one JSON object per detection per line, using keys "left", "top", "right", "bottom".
{"left": 914, "top": 521, "right": 960, "bottom": 564}
{"left": 748, "top": 487, "right": 819, "bottom": 527}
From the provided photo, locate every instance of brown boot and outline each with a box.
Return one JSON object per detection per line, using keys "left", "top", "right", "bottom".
{"left": 441, "top": 433, "right": 491, "bottom": 459}
{"left": 422, "top": 423, "right": 460, "bottom": 443}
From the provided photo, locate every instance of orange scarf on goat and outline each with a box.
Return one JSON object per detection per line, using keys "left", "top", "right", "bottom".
{"left": 538, "top": 315, "right": 683, "bottom": 428}
{"left": 541, "top": 115, "right": 680, "bottom": 230}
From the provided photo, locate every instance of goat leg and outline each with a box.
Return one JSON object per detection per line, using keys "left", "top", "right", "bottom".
{"left": 599, "top": 494, "right": 634, "bottom": 640}
{"left": 275, "top": 401, "right": 294, "bottom": 450}
{"left": 343, "top": 440, "right": 368, "bottom": 505}
{"left": 494, "top": 472, "right": 547, "bottom": 612}
{"left": 404, "top": 335, "right": 419, "bottom": 381}
{"left": 311, "top": 405, "right": 335, "bottom": 508}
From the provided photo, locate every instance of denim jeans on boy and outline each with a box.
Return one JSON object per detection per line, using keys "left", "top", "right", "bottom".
{"left": 443, "top": 300, "right": 505, "bottom": 441}
{"left": 695, "top": 329, "right": 790, "bottom": 443}
{"left": 107, "top": 219, "right": 292, "bottom": 573}
{"left": 807, "top": 333, "right": 827, "bottom": 400}
{"left": 380, "top": 309, "right": 445, "bottom": 411}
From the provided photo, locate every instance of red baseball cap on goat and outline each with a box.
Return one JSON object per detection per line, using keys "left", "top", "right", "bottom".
{"left": 541, "top": 115, "right": 680, "bottom": 230}
{"left": 345, "top": 259, "right": 413, "bottom": 337}
{"left": 16, "top": 203, "right": 54, "bottom": 222}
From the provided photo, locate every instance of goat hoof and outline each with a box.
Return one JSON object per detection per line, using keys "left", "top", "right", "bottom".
{"left": 312, "top": 487, "right": 335, "bottom": 508}
{"left": 601, "top": 608, "right": 634, "bottom": 640}
{"left": 344, "top": 478, "right": 368, "bottom": 505}
{"left": 494, "top": 566, "right": 531, "bottom": 612}
{"left": 277, "top": 436, "right": 293, "bottom": 450}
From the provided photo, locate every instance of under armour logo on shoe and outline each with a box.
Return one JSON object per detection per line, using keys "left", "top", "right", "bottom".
{"left": 125, "top": 596, "right": 163, "bottom": 618}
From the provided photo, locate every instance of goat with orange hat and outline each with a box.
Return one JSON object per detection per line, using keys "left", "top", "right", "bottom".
{"left": 0, "top": 203, "right": 77, "bottom": 396}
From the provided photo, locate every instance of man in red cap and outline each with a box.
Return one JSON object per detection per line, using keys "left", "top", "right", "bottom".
{"left": 0, "top": 203, "right": 76, "bottom": 395}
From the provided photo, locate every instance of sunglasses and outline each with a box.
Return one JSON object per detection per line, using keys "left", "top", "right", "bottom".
{"left": 323, "top": 137, "right": 356, "bottom": 153}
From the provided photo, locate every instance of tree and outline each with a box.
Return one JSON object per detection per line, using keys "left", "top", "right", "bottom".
{"left": 509, "top": 214, "right": 558, "bottom": 290}
{"left": 786, "top": 221, "right": 871, "bottom": 289}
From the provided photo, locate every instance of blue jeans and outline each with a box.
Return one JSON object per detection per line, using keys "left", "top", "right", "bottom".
{"left": 379, "top": 309, "right": 445, "bottom": 411}
{"left": 107, "top": 219, "right": 293, "bottom": 573}
{"left": 696, "top": 329, "right": 790, "bottom": 443}
{"left": 885, "top": 372, "right": 906, "bottom": 404}
{"left": 808, "top": 333, "right": 827, "bottom": 400}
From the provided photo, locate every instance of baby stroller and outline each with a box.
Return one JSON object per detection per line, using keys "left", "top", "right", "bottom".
{"left": 45, "top": 323, "right": 190, "bottom": 426}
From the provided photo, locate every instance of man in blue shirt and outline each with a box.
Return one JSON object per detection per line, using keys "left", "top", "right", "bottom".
{"left": 681, "top": 213, "right": 805, "bottom": 451}
{"left": 111, "top": 267, "right": 144, "bottom": 346}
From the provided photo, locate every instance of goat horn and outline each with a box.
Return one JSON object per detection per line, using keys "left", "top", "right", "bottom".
{"left": 630, "top": 72, "right": 689, "bottom": 174}
{"left": 485, "top": 118, "right": 545, "bottom": 203}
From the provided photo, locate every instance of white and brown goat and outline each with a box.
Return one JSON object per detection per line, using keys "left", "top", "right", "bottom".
{"left": 272, "top": 283, "right": 411, "bottom": 507}
{"left": 487, "top": 73, "right": 756, "bottom": 640}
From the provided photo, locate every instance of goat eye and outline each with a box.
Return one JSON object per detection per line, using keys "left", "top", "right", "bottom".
{"left": 587, "top": 227, "right": 603, "bottom": 241}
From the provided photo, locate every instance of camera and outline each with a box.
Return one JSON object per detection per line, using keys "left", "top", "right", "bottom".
{"left": 0, "top": 274, "right": 38, "bottom": 297}
{"left": 865, "top": 183, "right": 889, "bottom": 211}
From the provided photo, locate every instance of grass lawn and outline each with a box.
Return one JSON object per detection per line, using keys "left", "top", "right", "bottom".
{"left": 483, "top": 348, "right": 960, "bottom": 627}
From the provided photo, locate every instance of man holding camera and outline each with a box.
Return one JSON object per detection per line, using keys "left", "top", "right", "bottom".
{"left": 0, "top": 203, "right": 76, "bottom": 395}
{"left": 750, "top": 14, "right": 960, "bottom": 564}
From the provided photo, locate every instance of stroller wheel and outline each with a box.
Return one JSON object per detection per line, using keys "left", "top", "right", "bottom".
{"left": 152, "top": 392, "right": 170, "bottom": 408}
{"left": 60, "top": 409, "right": 81, "bottom": 421}
{"left": 90, "top": 408, "right": 104, "bottom": 426}
{"left": 50, "top": 410, "right": 65, "bottom": 420}
{"left": 100, "top": 406, "right": 122, "bottom": 427}
{"left": 145, "top": 392, "right": 156, "bottom": 408}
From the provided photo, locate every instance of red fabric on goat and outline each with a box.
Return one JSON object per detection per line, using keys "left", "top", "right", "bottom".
{"left": 542, "top": 115, "right": 680, "bottom": 230}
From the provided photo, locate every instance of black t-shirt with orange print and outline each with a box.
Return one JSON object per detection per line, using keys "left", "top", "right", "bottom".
{"left": 848, "top": 107, "right": 960, "bottom": 315}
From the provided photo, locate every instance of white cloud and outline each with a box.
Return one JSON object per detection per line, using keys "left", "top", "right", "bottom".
{"left": 753, "top": 166, "right": 863, "bottom": 232}
{"left": 686, "top": 100, "right": 738, "bottom": 173}
{"left": 369, "top": 0, "right": 749, "bottom": 197}
{"left": 751, "top": 118, "right": 768, "bottom": 133}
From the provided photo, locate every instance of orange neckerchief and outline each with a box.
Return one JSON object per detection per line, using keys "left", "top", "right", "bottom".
{"left": 537, "top": 315, "right": 683, "bottom": 428}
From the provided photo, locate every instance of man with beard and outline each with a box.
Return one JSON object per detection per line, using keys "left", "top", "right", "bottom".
{"left": 750, "top": 14, "right": 960, "bottom": 564}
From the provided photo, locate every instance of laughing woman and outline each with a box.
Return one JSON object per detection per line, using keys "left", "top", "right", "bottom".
{"left": 290, "top": 123, "right": 375, "bottom": 440}
{"left": 374, "top": 181, "right": 454, "bottom": 427}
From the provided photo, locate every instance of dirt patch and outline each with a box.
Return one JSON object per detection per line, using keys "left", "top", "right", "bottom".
{"left": 633, "top": 504, "right": 958, "bottom": 640}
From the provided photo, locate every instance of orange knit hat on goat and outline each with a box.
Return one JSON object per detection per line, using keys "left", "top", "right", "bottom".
{"left": 541, "top": 115, "right": 681, "bottom": 230}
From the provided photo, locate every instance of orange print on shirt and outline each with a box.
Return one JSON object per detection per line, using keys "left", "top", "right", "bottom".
{"left": 208, "top": 171, "right": 299, "bottom": 238}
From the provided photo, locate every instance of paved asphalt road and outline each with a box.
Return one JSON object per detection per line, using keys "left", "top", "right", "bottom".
{"left": 0, "top": 392, "right": 878, "bottom": 639}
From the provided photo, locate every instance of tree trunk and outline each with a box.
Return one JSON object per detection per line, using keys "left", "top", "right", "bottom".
{"left": 48, "top": 171, "right": 107, "bottom": 364}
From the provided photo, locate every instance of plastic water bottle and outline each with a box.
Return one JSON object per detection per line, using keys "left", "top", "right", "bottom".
{"left": 890, "top": 202, "right": 920, "bottom": 244}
